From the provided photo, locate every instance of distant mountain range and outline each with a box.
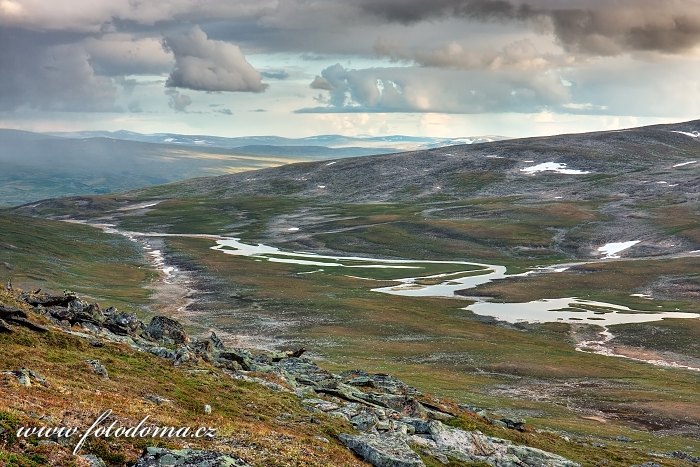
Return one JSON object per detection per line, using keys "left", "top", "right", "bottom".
{"left": 0, "top": 129, "right": 506, "bottom": 206}
{"left": 49, "top": 130, "right": 506, "bottom": 152}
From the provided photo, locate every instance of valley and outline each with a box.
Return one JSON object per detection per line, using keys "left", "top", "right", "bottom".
{"left": 2, "top": 120, "right": 699, "bottom": 464}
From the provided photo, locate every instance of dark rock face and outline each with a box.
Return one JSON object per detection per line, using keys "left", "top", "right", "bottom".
{"left": 146, "top": 316, "right": 189, "bottom": 344}
{"left": 19, "top": 291, "right": 76, "bottom": 308}
{"left": 0, "top": 306, "right": 48, "bottom": 333}
{"left": 132, "top": 447, "right": 251, "bottom": 467}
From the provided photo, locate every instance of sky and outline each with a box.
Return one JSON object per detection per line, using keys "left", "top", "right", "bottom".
{"left": 1, "top": 0, "right": 699, "bottom": 138}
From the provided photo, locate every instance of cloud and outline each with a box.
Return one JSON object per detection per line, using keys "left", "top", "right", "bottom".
{"left": 163, "top": 26, "right": 268, "bottom": 92}
{"left": 375, "top": 37, "right": 574, "bottom": 71}
{"left": 0, "top": 30, "right": 117, "bottom": 112}
{"left": 358, "top": 0, "right": 700, "bottom": 56}
{"left": 165, "top": 88, "right": 192, "bottom": 112}
{"left": 301, "top": 63, "right": 569, "bottom": 114}
{"left": 261, "top": 69, "right": 290, "bottom": 80}
{"left": 84, "top": 34, "right": 174, "bottom": 76}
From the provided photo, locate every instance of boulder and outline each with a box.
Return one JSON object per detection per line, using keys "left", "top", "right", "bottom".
{"left": 86, "top": 359, "right": 109, "bottom": 379}
{"left": 132, "top": 447, "right": 251, "bottom": 467}
{"left": 104, "top": 312, "right": 142, "bottom": 336}
{"left": 146, "top": 316, "right": 189, "bottom": 344}
{"left": 339, "top": 433, "right": 425, "bottom": 467}
{"left": 20, "top": 291, "right": 76, "bottom": 308}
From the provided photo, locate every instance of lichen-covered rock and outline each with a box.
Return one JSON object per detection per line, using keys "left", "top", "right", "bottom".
{"left": 339, "top": 433, "right": 425, "bottom": 467}
{"left": 146, "top": 316, "right": 189, "bottom": 344}
{"left": 86, "top": 359, "right": 109, "bottom": 379}
{"left": 104, "top": 311, "right": 142, "bottom": 336}
{"left": 425, "top": 421, "right": 579, "bottom": 467}
{"left": 132, "top": 447, "right": 251, "bottom": 467}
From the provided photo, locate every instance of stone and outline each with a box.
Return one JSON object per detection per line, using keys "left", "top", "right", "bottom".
{"left": 174, "top": 347, "right": 192, "bottom": 366}
{"left": 210, "top": 331, "right": 225, "bottom": 349}
{"left": 217, "top": 350, "right": 253, "bottom": 371}
{"left": 80, "top": 454, "right": 107, "bottom": 467}
{"left": 0, "top": 318, "right": 12, "bottom": 333}
{"left": 350, "top": 413, "right": 379, "bottom": 431}
{"left": 65, "top": 300, "right": 104, "bottom": 325}
{"left": 86, "top": 359, "right": 109, "bottom": 379}
{"left": 505, "top": 444, "right": 580, "bottom": 466}
{"left": 204, "top": 404, "right": 212, "bottom": 415}
{"left": 133, "top": 447, "right": 252, "bottom": 467}
{"left": 148, "top": 346, "right": 176, "bottom": 360}
{"left": 0, "top": 306, "right": 48, "bottom": 333}
{"left": 144, "top": 394, "right": 172, "bottom": 406}
{"left": 104, "top": 312, "right": 142, "bottom": 336}
{"left": 20, "top": 291, "right": 76, "bottom": 308}
{"left": 339, "top": 433, "right": 425, "bottom": 467}
{"left": 302, "top": 398, "right": 341, "bottom": 412}
{"left": 402, "top": 418, "right": 431, "bottom": 435}
{"left": 13, "top": 368, "right": 31, "bottom": 387}
{"left": 146, "top": 316, "right": 189, "bottom": 344}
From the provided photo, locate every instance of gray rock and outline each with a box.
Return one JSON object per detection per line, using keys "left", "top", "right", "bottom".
{"left": 350, "top": 412, "right": 379, "bottom": 431}
{"left": 104, "top": 312, "right": 142, "bottom": 336}
{"left": 217, "top": 349, "right": 253, "bottom": 371}
{"left": 339, "top": 433, "right": 425, "bottom": 467}
{"left": 204, "top": 404, "right": 212, "bottom": 415}
{"left": 86, "top": 359, "right": 109, "bottom": 379}
{"left": 146, "top": 316, "right": 189, "bottom": 344}
{"left": 210, "top": 331, "right": 225, "bottom": 349}
{"left": 426, "top": 421, "right": 579, "bottom": 466}
{"left": 174, "top": 347, "right": 192, "bottom": 366}
{"left": 402, "top": 418, "right": 431, "bottom": 434}
{"left": 144, "top": 394, "right": 172, "bottom": 406}
{"left": 80, "top": 454, "right": 107, "bottom": 467}
{"left": 13, "top": 368, "right": 31, "bottom": 387}
{"left": 302, "top": 398, "right": 341, "bottom": 412}
{"left": 132, "top": 447, "right": 251, "bottom": 467}
{"left": 148, "top": 346, "right": 176, "bottom": 360}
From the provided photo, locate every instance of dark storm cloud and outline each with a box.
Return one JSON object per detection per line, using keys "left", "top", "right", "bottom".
{"left": 357, "top": 0, "right": 700, "bottom": 55}
{"left": 0, "top": 28, "right": 118, "bottom": 112}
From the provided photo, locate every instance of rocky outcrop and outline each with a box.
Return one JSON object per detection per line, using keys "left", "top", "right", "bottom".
{"left": 145, "top": 315, "right": 189, "bottom": 344}
{"left": 339, "top": 433, "right": 424, "bottom": 467}
{"left": 132, "top": 447, "right": 251, "bottom": 467}
{"left": 0, "top": 305, "right": 48, "bottom": 333}
{"left": 9, "top": 289, "right": 581, "bottom": 467}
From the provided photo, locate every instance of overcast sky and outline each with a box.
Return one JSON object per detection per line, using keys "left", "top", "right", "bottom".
{"left": 1, "top": 0, "right": 699, "bottom": 137}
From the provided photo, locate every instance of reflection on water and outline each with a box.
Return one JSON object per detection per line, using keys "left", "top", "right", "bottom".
{"left": 466, "top": 297, "right": 699, "bottom": 325}
{"left": 211, "top": 237, "right": 699, "bottom": 327}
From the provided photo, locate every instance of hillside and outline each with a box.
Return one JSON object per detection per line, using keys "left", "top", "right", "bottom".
{"left": 4, "top": 121, "right": 700, "bottom": 465}
{"left": 0, "top": 129, "right": 504, "bottom": 207}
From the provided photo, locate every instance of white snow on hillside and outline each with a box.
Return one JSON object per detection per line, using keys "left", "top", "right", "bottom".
{"left": 597, "top": 241, "right": 640, "bottom": 259}
{"left": 521, "top": 162, "right": 590, "bottom": 175}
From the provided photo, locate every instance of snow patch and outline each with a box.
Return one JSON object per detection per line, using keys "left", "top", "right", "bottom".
{"left": 597, "top": 241, "right": 640, "bottom": 259}
{"left": 673, "top": 160, "right": 697, "bottom": 168}
{"left": 670, "top": 131, "right": 700, "bottom": 138}
{"left": 521, "top": 162, "right": 590, "bottom": 175}
{"left": 325, "top": 161, "right": 337, "bottom": 166}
